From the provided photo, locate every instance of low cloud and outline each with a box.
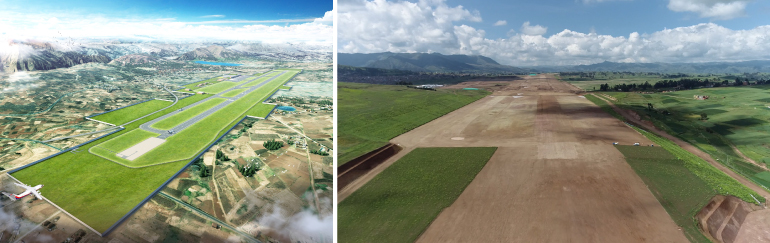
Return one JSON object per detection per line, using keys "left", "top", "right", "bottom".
{"left": 520, "top": 21, "right": 547, "bottom": 36}
{"left": 668, "top": 0, "right": 750, "bottom": 20}
{"left": 200, "top": 15, "right": 225, "bottom": 18}
{"left": 2, "top": 72, "right": 40, "bottom": 93}
{"left": 314, "top": 10, "right": 334, "bottom": 25}
{"left": 493, "top": 20, "right": 507, "bottom": 26}
{"left": 254, "top": 191, "right": 332, "bottom": 242}
{"left": 0, "top": 10, "right": 333, "bottom": 44}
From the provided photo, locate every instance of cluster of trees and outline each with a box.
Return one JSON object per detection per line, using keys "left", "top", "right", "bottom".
{"left": 317, "top": 100, "right": 333, "bottom": 106}
{"left": 216, "top": 149, "right": 231, "bottom": 161}
{"left": 263, "top": 139, "right": 284, "bottom": 150}
{"left": 238, "top": 162, "right": 261, "bottom": 177}
{"left": 311, "top": 149, "right": 329, "bottom": 156}
{"left": 599, "top": 78, "right": 770, "bottom": 92}
{"left": 191, "top": 157, "right": 212, "bottom": 177}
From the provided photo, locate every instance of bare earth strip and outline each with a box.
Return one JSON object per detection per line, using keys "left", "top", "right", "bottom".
{"left": 116, "top": 137, "right": 166, "bottom": 161}
{"left": 342, "top": 75, "right": 689, "bottom": 242}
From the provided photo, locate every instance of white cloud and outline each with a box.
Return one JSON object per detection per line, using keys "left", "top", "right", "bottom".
{"left": 338, "top": 0, "right": 481, "bottom": 53}
{"left": 0, "top": 10, "right": 333, "bottom": 44}
{"left": 668, "top": 0, "right": 749, "bottom": 20}
{"left": 520, "top": 21, "right": 547, "bottom": 36}
{"left": 494, "top": 20, "right": 507, "bottom": 26}
{"left": 314, "top": 10, "right": 334, "bottom": 24}
{"left": 339, "top": 0, "right": 770, "bottom": 66}
{"left": 200, "top": 15, "right": 225, "bottom": 18}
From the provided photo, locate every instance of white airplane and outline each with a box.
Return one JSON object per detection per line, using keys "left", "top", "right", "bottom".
{"left": 2, "top": 183, "right": 43, "bottom": 201}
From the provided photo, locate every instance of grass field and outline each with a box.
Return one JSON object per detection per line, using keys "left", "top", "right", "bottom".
{"left": 338, "top": 82, "right": 490, "bottom": 165}
{"left": 338, "top": 147, "right": 497, "bottom": 243}
{"left": 91, "top": 71, "right": 297, "bottom": 167}
{"left": 194, "top": 79, "right": 246, "bottom": 94}
{"left": 593, "top": 84, "right": 770, "bottom": 188}
{"left": 587, "top": 95, "right": 764, "bottom": 204}
{"left": 11, "top": 94, "right": 212, "bottom": 233}
{"left": 90, "top": 99, "right": 172, "bottom": 125}
{"left": 95, "top": 129, "right": 160, "bottom": 154}
{"left": 10, "top": 70, "right": 299, "bottom": 232}
{"left": 221, "top": 88, "right": 247, "bottom": 97}
{"left": 242, "top": 77, "right": 270, "bottom": 87}
{"left": 615, "top": 145, "right": 715, "bottom": 243}
{"left": 180, "top": 77, "right": 221, "bottom": 90}
{"left": 150, "top": 98, "right": 227, "bottom": 130}
{"left": 279, "top": 85, "right": 291, "bottom": 90}
{"left": 245, "top": 103, "right": 276, "bottom": 118}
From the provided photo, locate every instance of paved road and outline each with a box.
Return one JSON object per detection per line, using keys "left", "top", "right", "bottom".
{"left": 139, "top": 71, "right": 288, "bottom": 139}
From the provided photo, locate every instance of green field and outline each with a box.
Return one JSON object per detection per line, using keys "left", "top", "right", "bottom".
{"left": 587, "top": 94, "right": 765, "bottom": 204}
{"left": 221, "top": 88, "right": 247, "bottom": 98}
{"left": 90, "top": 99, "right": 172, "bottom": 125}
{"left": 615, "top": 145, "right": 715, "bottom": 242}
{"left": 194, "top": 80, "right": 246, "bottom": 94}
{"left": 242, "top": 77, "right": 270, "bottom": 87}
{"left": 338, "top": 82, "right": 490, "bottom": 165}
{"left": 593, "top": 84, "right": 770, "bottom": 188}
{"left": 91, "top": 71, "right": 297, "bottom": 167}
{"left": 150, "top": 98, "right": 227, "bottom": 130}
{"left": 180, "top": 77, "right": 221, "bottom": 90}
{"left": 95, "top": 129, "right": 160, "bottom": 154}
{"left": 338, "top": 147, "right": 497, "bottom": 243}
{"left": 10, "top": 70, "right": 299, "bottom": 232}
{"left": 11, "top": 94, "right": 211, "bottom": 233}
{"left": 245, "top": 103, "right": 276, "bottom": 118}
{"left": 279, "top": 85, "right": 291, "bottom": 90}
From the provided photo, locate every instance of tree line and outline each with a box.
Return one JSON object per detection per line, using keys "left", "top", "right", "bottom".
{"left": 598, "top": 78, "right": 770, "bottom": 92}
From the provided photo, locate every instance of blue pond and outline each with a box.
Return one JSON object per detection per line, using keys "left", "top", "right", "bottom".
{"left": 276, "top": 106, "right": 296, "bottom": 111}
{"left": 194, "top": 61, "right": 243, "bottom": 66}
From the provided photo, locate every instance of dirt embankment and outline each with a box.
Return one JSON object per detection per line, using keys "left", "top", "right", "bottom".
{"left": 337, "top": 143, "right": 403, "bottom": 190}
{"left": 697, "top": 195, "right": 767, "bottom": 243}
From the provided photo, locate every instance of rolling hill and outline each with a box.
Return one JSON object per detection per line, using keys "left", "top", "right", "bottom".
{"left": 338, "top": 52, "right": 531, "bottom": 74}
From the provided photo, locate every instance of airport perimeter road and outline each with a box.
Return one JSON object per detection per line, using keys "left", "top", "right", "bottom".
{"left": 139, "top": 71, "right": 288, "bottom": 138}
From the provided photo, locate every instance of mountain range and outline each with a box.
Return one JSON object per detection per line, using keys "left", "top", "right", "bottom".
{"left": 1, "top": 40, "right": 332, "bottom": 73}
{"left": 338, "top": 52, "right": 531, "bottom": 74}
{"left": 533, "top": 60, "right": 770, "bottom": 74}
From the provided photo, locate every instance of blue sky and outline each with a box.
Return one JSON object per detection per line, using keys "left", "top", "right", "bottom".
{"left": 338, "top": 0, "right": 770, "bottom": 66}
{"left": 9, "top": 0, "right": 332, "bottom": 25}
{"left": 0, "top": 0, "right": 333, "bottom": 43}
{"left": 446, "top": 0, "right": 770, "bottom": 39}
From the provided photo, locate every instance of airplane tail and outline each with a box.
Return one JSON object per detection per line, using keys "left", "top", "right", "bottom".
{"left": 1, "top": 192, "right": 18, "bottom": 201}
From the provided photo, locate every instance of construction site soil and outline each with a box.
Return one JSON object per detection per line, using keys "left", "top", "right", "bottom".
{"left": 340, "top": 75, "right": 690, "bottom": 242}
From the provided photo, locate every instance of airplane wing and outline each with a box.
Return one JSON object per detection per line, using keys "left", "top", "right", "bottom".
{"left": 32, "top": 190, "right": 43, "bottom": 200}
{"left": 14, "top": 183, "right": 31, "bottom": 190}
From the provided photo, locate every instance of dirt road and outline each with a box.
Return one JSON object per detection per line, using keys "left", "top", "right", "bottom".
{"left": 591, "top": 94, "right": 770, "bottom": 201}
